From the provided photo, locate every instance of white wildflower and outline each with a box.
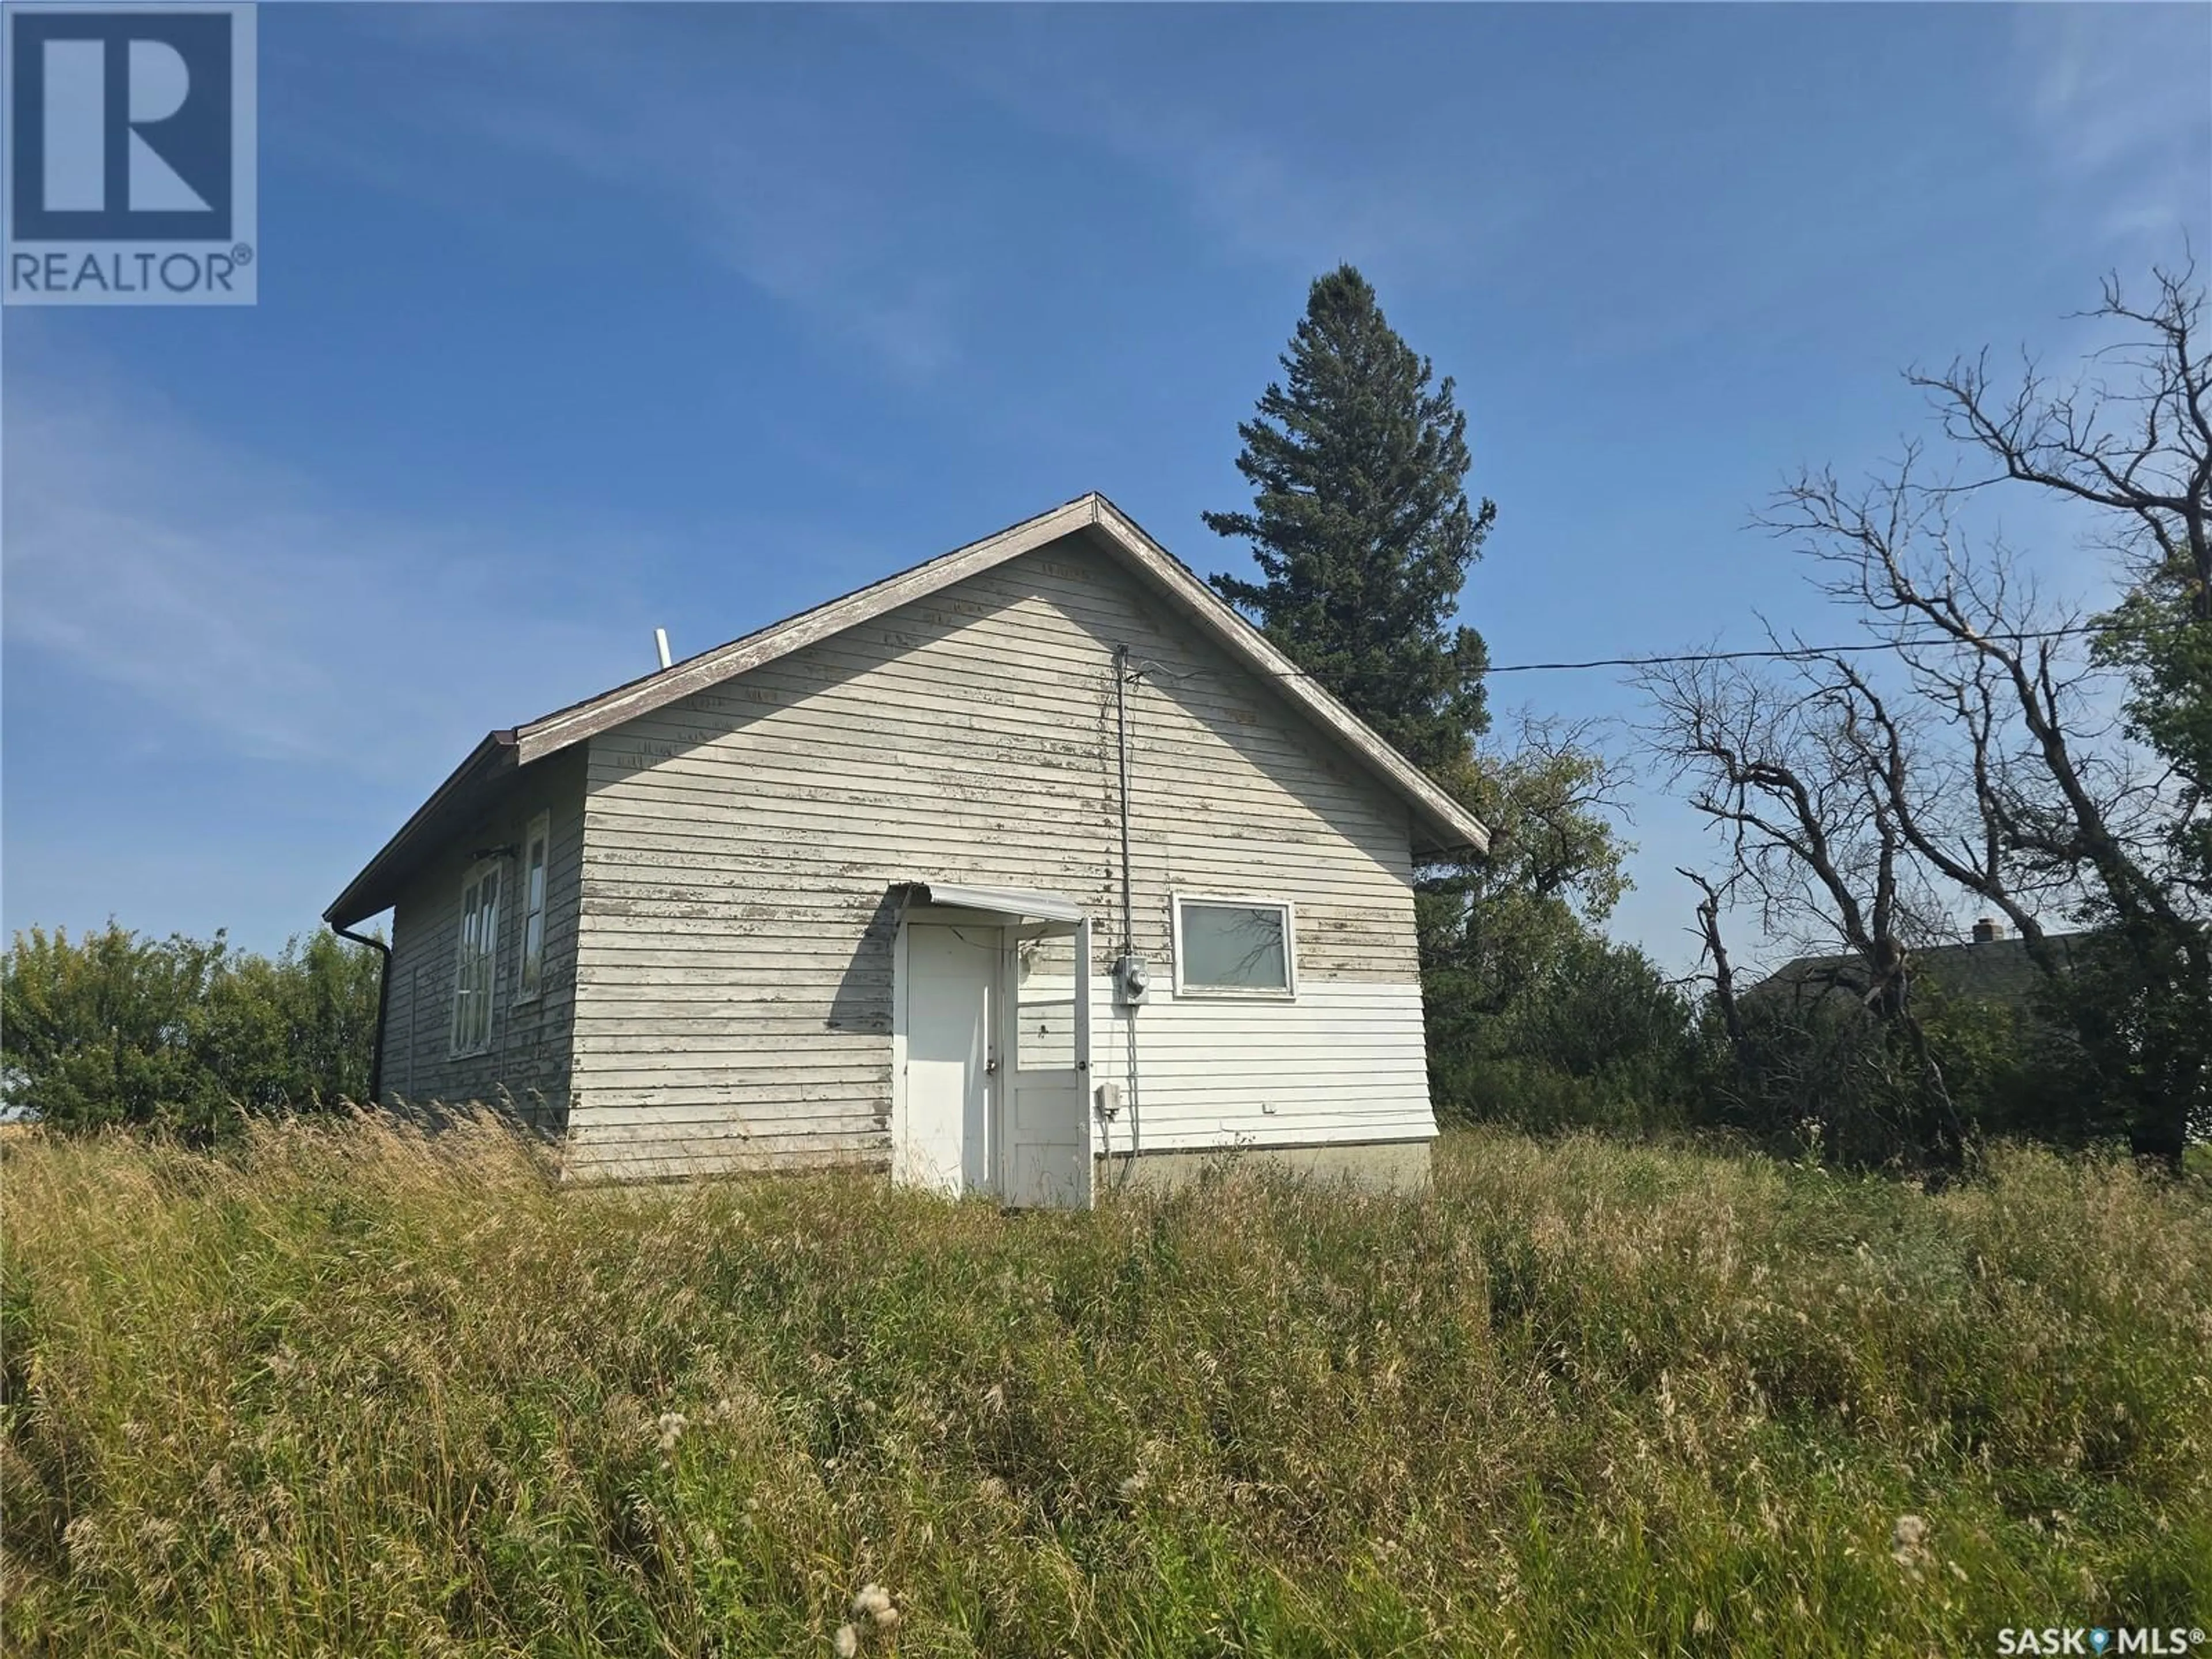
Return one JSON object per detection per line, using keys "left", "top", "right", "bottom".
{"left": 849, "top": 1584, "right": 899, "bottom": 1630}
{"left": 832, "top": 1623, "right": 859, "bottom": 1657}
{"left": 656, "top": 1411, "right": 688, "bottom": 1453}
{"left": 1890, "top": 1513, "right": 1932, "bottom": 1570}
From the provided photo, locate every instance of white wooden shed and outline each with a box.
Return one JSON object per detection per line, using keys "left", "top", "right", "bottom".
{"left": 325, "top": 494, "right": 1489, "bottom": 1199}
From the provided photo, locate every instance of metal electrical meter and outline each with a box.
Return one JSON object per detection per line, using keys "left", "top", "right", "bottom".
{"left": 1112, "top": 953, "right": 1151, "bottom": 1007}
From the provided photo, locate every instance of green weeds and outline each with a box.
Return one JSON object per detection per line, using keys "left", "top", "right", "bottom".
{"left": 3, "top": 1118, "right": 2207, "bottom": 1656}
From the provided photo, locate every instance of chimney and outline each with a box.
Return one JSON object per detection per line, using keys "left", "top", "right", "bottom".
{"left": 1971, "top": 917, "right": 2005, "bottom": 945}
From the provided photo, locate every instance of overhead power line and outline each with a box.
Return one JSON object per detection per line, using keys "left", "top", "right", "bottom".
{"left": 1134, "top": 623, "right": 2119, "bottom": 687}
{"left": 1483, "top": 623, "right": 2108, "bottom": 675}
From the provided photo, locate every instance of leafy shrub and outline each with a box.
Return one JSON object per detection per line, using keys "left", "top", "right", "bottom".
{"left": 1429, "top": 931, "right": 1703, "bottom": 1134}
{"left": 1696, "top": 969, "right": 2182, "bottom": 1173}
{"left": 1, "top": 925, "right": 380, "bottom": 1140}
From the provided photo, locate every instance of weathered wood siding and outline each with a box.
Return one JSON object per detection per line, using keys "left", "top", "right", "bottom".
{"left": 569, "top": 528, "right": 1434, "bottom": 1181}
{"left": 378, "top": 746, "right": 586, "bottom": 1130}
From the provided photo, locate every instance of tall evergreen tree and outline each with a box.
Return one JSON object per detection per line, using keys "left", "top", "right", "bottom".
{"left": 1205, "top": 265, "right": 1496, "bottom": 781}
{"left": 1209, "top": 270, "right": 1649, "bottom": 1128}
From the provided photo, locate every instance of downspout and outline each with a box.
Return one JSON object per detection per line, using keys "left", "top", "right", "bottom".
{"left": 332, "top": 922, "right": 392, "bottom": 1107}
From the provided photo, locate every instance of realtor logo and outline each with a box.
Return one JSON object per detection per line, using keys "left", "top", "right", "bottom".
{"left": 5, "top": 2, "right": 256, "bottom": 304}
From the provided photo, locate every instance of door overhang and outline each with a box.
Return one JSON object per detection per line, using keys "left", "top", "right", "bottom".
{"left": 892, "top": 880, "right": 1084, "bottom": 933}
{"left": 889, "top": 879, "right": 1094, "bottom": 1208}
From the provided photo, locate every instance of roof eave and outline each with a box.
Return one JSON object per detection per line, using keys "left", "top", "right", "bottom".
{"left": 1085, "top": 501, "right": 1493, "bottom": 858}
{"left": 507, "top": 492, "right": 1490, "bottom": 855}
{"left": 324, "top": 732, "right": 518, "bottom": 930}
{"left": 510, "top": 494, "right": 1104, "bottom": 764}
{"left": 1410, "top": 813, "right": 1489, "bottom": 861}
{"left": 328, "top": 490, "right": 1492, "bottom": 926}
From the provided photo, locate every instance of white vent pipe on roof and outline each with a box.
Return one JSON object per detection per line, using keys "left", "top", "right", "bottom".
{"left": 654, "top": 627, "right": 672, "bottom": 671}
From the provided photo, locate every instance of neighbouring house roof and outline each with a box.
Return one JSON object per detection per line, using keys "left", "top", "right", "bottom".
{"left": 1750, "top": 933, "right": 2085, "bottom": 1011}
{"left": 326, "top": 492, "right": 1491, "bottom": 929}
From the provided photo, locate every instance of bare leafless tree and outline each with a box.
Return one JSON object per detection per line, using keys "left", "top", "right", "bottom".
{"left": 1679, "top": 867, "right": 1747, "bottom": 1062}
{"left": 1643, "top": 648, "right": 1946, "bottom": 1010}
{"left": 1914, "top": 262, "right": 2210, "bottom": 618}
{"left": 1650, "top": 260, "right": 2210, "bottom": 1168}
{"left": 1642, "top": 643, "right": 1967, "bottom": 1172}
{"left": 1769, "top": 457, "right": 2186, "bottom": 963}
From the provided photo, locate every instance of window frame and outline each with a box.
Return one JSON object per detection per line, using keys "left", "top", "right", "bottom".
{"left": 516, "top": 812, "right": 551, "bottom": 1003}
{"left": 1169, "top": 893, "right": 1298, "bottom": 1001}
{"left": 449, "top": 858, "right": 501, "bottom": 1056}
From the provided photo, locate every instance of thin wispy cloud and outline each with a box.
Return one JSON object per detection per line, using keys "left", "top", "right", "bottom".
{"left": 3, "top": 350, "right": 649, "bottom": 786}
{"left": 2013, "top": 5, "right": 2211, "bottom": 251}
{"left": 8, "top": 5, "right": 2203, "bottom": 973}
{"left": 868, "top": 8, "right": 1532, "bottom": 287}
{"left": 309, "top": 7, "right": 971, "bottom": 380}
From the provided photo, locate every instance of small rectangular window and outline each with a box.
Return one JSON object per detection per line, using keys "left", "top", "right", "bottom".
{"left": 1173, "top": 896, "right": 1295, "bottom": 998}
{"left": 450, "top": 862, "right": 500, "bottom": 1054}
{"left": 518, "top": 813, "right": 550, "bottom": 1000}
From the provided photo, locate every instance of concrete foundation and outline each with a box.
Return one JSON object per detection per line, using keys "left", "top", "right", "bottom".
{"left": 1094, "top": 1138, "right": 1431, "bottom": 1197}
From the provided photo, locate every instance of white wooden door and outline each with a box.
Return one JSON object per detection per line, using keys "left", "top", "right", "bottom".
{"left": 1001, "top": 931, "right": 1088, "bottom": 1208}
{"left": 899, "top": 923, "right": 998, "bottom": 1196}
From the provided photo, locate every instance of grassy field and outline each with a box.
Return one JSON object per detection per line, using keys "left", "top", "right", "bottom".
{"left": 3, "top": 1118, "right": 2208, "bottom": 1657}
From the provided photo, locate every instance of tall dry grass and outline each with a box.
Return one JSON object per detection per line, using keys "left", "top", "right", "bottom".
{"left": 3, "top": 1114, "right": 2207, "bottom": 1656}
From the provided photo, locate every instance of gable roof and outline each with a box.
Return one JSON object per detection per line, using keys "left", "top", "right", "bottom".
{"left": 1749, "top": 933, "right": 2086, "bottom": 1010}
{"left": 326, "top": 492, "right": 1490, "bottom": 929}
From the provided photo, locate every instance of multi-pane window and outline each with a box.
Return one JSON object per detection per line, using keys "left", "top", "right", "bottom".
{"left": 1172, "top": 896, "right": 1295, "bottom": 998}
{"left": 450, "top": 863, "right": 500, "bottom": 1054}
{"left": 518, "top": 814, "right": 550, "bottom": 999}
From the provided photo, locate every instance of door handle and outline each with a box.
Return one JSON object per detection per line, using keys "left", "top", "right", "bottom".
{"left": 984, "top": 1056, "right": 999, "bottom": 1075}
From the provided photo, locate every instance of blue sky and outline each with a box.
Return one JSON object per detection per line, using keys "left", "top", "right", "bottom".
{"left": 5, "top": 3, "right": 2207, "bottom": 975}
